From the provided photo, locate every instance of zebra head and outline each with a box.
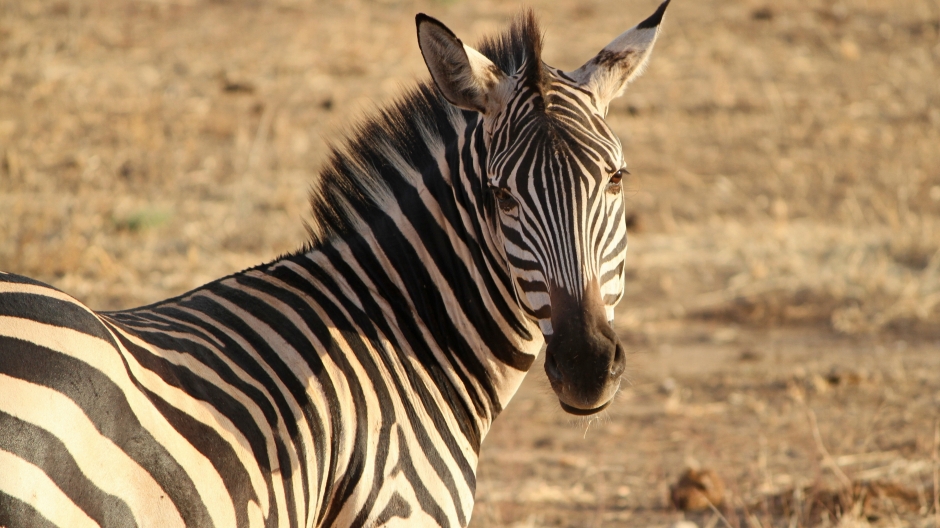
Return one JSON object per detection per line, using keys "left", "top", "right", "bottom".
{"left": 418, "top": 2, "right": 669, "bottom": 415}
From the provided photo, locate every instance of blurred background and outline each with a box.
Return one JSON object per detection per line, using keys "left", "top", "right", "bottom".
{"left": 2, "top": 0, "right": 939, "bottom": 525}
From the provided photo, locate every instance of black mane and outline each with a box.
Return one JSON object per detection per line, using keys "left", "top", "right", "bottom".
{"left": 478, "top": 10, "right": 546, "bottom": 94}
{"left": 303, "top": 11, "right": 545, "bottom": 248}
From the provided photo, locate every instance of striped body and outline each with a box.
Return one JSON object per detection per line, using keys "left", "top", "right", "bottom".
{"left": 0, "top": 99, "right": 540, "bottom": 526}
{"left": 0, "top": 4, "right": 669, "bottom": 527}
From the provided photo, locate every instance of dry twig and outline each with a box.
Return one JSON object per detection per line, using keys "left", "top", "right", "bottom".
{"left": 933, "top": 420, "right": 939, "bottom": 527}
{"left": 807, "top": 408, "right": 853, "bottom": 489}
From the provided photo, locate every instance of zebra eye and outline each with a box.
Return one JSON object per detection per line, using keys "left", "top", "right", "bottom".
{"left": 491, "top": 187, "right": 518, "bottom": 213}
{"left": 608, "top": 168, "right": 627, "bottom": 194}
{"left": 610, "top": 168, "right": 628, "bottom": 185}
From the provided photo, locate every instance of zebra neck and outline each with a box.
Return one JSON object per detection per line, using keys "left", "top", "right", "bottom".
{"left": 292, "top": 113, "right": 542, "bottom": 434}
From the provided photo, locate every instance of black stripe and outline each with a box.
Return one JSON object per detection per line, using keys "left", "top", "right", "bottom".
{"left": 0, "top": 492, "right": 58, "bottom": 528}
{"left": 106, "top": 316, "right": 283, "bottom": 432}
{"left": 600, "top": 263, "right": 623, "bottom": 287}
{"left": 457, "top": 123, "right": 533, "bottom": 340}
{"left": 374, "top": 491, "right": 412, "bottom": 525}
{"left": 223, "top": 275, "right": 376, "bottom": 528}
{"left": 0, "top": 292, "right": 117, "bottom": 346}
{"left": 0, "top": 336, "right": 214, "bottom": 527}
{"left": 350, "top": 418, "right": 395, "bottom": 527}
{"left": 506, "top": 253, "right": 542, "bottom": 273}
{"left": 284, "top": 251, "right": 472, "bottom": 524}
{"left": 225, "top": 269, "right": 401, "bottom": 527}
{"left": 144, "top": 299, "right": 319, "bottom": 528}
{"left": 131, "top": 307, "right": 288, "bottom": 433}
{"left": 248, "top": 258, "right": 471, "bottom": 525}
{"left": 350, "top": 122, "right": 533, "bottom": 376}
{"left": 316, "top": 244, "right": 484, "bottom": 453}
{"left": 110, "top": 330, "right": 261, "bottom": 528}
{"left": 0, "top": 410, "right": 138, "bottom": 528}
{"left": 411, "top": 128, "right": 532, "bottom": 345}
{"left": 394, "top": 426, "right": 450, "bottom": 525}
{"left": 0, "top": 273, "right": 59, "bottom": 289}
{"left": 162, "top": 292, "right": 315, "bottom": 528}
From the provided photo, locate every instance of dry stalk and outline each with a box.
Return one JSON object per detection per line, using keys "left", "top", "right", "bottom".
{"left": 707, "top": 499, "right": 735, "bottom": 528}
{"left": 807, "top": 408, "right": 853, "bottom": 489}
{"left": 246, "top": 103, "right": 278, "bottom": 174}
{"left": 833, "top": 451, "right": 899, "bottom": 467}
{"left": 789, "top": 486, "right": 803, "bottom": 528}
{"left": 759, "top": 434, "right": 771, "bottom": 492}
{"left": 933, "top": 419, "right": 939, "bottom": 527}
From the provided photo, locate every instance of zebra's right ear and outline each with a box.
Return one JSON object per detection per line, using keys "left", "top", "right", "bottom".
{"left": 417, "top": 14, "right": 508, "bottom": 115}
{"left": 568, "top": 0, "right": 670, "bottom": 112}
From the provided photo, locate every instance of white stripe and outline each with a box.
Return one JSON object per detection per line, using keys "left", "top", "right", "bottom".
{"left": 286, "top": 251, "right": 469, "bottom": 525}
{"left": 0, "top": 372, "right": 184, "bottom": 528}
{"left": 128, "top": 305, "right": 289, "bottom": 512}
{"left": 0, "top": 447, "right": 101, "bottom": 528}
{"left": 0, "top": 281, "right": 75, "bottom": 299}
{"left": 109, "top": 327, "right": 272, "bottom": 520}
{"left": 194, "top": 291, "right": 304, "bottom": 527}
{"left": 0, "top": 317, "right": 233, "bottom": 528}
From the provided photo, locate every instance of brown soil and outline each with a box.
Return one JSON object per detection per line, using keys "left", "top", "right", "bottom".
{"left": 476, "top": 326, "right": 940, "bottom": 527}
{"left": 2, "top": 0, "right": 939, "bottom": 526}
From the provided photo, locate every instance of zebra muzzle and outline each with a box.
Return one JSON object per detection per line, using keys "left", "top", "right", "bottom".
{"left": 543, "top": 282, "right": 626, "bottom": 415}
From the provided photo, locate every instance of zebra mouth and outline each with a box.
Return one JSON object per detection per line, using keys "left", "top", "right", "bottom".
{"left": 558, "top": 397, "right": 614, "bottom": 416}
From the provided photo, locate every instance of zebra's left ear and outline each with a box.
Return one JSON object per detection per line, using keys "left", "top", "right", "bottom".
{"left": 568, "top": 0, "right": 670, "bottom": 110}
{"left": 417, "top": 14, "right": 509, "bottom": 115}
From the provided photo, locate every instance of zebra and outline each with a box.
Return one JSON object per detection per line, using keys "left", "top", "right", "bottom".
{"left": 0, "top": 2, "right": 669, "bottom": 527}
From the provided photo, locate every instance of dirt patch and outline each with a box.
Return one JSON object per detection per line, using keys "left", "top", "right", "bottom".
{"left": 751, "top": 481, "right": 934, "bottom": 527}
{"left": 474, "top": 326, "right": 940, "bottom": 527}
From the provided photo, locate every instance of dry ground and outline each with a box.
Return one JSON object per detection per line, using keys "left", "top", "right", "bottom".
{"left": 2, "top": 0, "right": 939, "bottom": 525}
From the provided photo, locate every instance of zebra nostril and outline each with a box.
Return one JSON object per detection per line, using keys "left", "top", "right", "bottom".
{"left": 610, "top": 343, "right": 625, "bottom": 378}
{"left": 544, "top": 353, "right": 562, "bottom": 384}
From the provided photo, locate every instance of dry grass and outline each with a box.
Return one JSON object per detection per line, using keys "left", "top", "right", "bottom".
{"left": 2, "top": 0, "right": 939, "bottom": 331}
{"left": 2, "top": 0, "right": 939, "bottom": 526}
{"left": 2, "top": 0, "right": 938, "bottom": 335}
{"left": 474, "top": 332, "right": 940, "bottom": 527}
{"left": 617, "top": 221, "right": 940, "bottom": 339}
